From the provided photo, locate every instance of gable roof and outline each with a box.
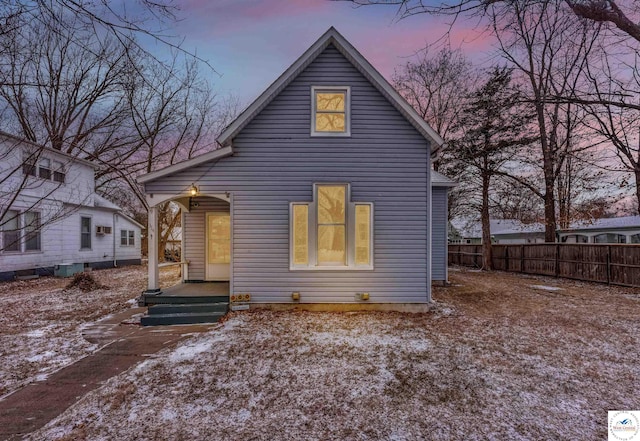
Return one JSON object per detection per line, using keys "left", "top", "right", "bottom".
{"left": 0, "top": 130, "right": 97, "bottom": 168}
{"left": 217, "top": 27, "right": 444, "bottom": 150}
{"left": 138, "top": 27, "right": 446, "bottom": 186}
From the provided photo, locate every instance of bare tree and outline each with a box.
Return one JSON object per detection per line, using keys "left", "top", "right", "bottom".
{"left": 393, "top": 47, "right": 473, "bottom": 171}
{"left": 0, "top": 3, "right": 235, "bottom": 259}
{"left": 1, "top": 1, "right": 214, "bottom": 72}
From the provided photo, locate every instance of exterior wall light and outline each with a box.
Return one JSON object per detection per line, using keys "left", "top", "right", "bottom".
{"left": 189, "top": 184, "right": 199, "bottom": 196}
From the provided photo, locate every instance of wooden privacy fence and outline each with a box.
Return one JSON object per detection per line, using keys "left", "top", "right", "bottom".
{"left": 448, "top": 243, "right": 640, "bottom": 288}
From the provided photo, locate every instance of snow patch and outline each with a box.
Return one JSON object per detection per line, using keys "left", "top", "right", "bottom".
{"left": 530, "top": 285, "right": 563, "bottom": 292}
{"left": 26, "top": 351, "right": 56, "bottom": 363}
{"left": 168, "top": 339, "right": 216, "bottom": 363}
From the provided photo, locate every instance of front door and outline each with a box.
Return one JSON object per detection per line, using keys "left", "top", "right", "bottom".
{"left": 206, "top": 212, "right": 230, "bottom": 281}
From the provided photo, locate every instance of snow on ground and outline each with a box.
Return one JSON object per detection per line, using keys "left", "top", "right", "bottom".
{"left": 0, "top": 265, "right": 180, "bottom": 397}
{"left": 529, "top": 284, "right": 563, "bottom": 291}
{"left": 26, "top": 268, "right": 640, "bottom": 441}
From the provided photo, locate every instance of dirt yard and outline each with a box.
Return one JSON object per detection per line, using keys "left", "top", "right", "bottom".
{"left": 23, "top": 267, "right": 640, "bottom": 441}
{"left": 0, "top": 265, "right": 180, "bottom": 397}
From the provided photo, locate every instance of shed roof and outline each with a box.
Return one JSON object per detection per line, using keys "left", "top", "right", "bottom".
{"left": 432, "top": 170, "right": 456, "bottom": 187}
{"left": 452, "top": 218, "right": 544, "bottom": 238}
{"left": 561, "top": 215, "right": 640, "bottom": 233}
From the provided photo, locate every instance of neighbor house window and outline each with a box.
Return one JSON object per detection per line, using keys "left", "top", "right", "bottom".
{"left": 1, "top": 210, "right": 21, "bottom": 252}
{"left": 38, "top": 158, "right": 51, "bottom": 180}
{"left": 22, "top": 155, "right": 37, "bottom": 177}
{"left": 594, "top": 233, "right": 626, "bottom": 244}
{"left": 80, "top": 216, "right": 91, "bottom": 249}
{"left": 53, "top": 161, "right": 65, "bottom": 183}
{"left": 120, "top": 230, "right": 135, "bottom": 246}
{"left": 290, "top": 183, "right": 373, "bottom": 270}
{"left": 1, "top": 210, "right": 40, "bottom": 252}
{"left": 311, "top": 86, "right": 350, "bottom": 136}
{"left": 24, "top": 211, "right": 41, "bottom": 251}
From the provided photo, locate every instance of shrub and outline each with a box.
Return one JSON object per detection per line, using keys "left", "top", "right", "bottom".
{"left": 65, "top": 272, "right": 109, "bottom": 292}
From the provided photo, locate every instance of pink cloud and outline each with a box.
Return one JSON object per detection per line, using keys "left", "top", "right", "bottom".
{"left": 349, "top": 20, "right": 494, "bottom": 82}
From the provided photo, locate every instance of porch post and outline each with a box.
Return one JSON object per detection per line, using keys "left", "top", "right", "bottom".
{"left": 146, "top": 205, "right": 160, "bottom": 293}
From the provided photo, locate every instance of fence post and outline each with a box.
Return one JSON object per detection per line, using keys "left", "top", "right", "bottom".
{"left": 521, "top": 244, "right": 525, "bottom": 273}
{"left": 474, "top": 245, "right": 479, "bottom": 268}
{"left": 555, "top": 243, "right": 560, "bottom": 278}
{"left": 505, "top": 246, "right": 510, "bottom": 272}
{"left": 607, "top": 245, "right": 611, "bottom": 285}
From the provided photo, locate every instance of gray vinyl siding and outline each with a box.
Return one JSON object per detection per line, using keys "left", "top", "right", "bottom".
{"left": 184, "top": 197, "right": 229, "bottom": 280}
{"left": 431, "top": 187, "right": 448, "bottom": 281}
{"left": 146, "top": 44, "right": 432, "bottom": 303}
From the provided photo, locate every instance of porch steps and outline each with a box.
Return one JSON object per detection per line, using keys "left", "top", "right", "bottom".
{"left": 141, "top": 294, "right": 228, "bottom": 306}
{"left": 141, "top": 310, "right": 226, "bottom": 326}
{"left": 148, "top": 302, "right": 229, "bottom": 315}
{"left": 140, "top": 295, "right": 229, "bottom": 326}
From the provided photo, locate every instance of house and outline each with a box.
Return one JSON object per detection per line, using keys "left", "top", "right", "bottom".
{"left": 138, "top": 27, "right": 455, "bottom": 308}
{"left": 163, "top": 226, "right": 182, "bottom": 261}
{"left": 0, "top": 132, "right": 143, "bottom": 281}
{"left": 558, "top": 216, "right": 640, "bottom": 244}
{"left": 450, "top": 218, "right": 545, "bottom": 244}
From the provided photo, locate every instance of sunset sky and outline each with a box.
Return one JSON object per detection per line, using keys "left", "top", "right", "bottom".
{"left": 160, "top": 0, "right": 492, "bottom": 105}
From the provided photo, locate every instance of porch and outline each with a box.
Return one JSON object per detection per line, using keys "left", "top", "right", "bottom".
{"left": 139, "top": 282, "right": 230, "bottom": 326}
{"left": 145, "top": 191, "right": 231, "bottom": 293}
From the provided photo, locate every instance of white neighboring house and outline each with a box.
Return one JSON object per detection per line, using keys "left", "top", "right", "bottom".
{"left": 558, "top": 216, "right": 640, "bottom": 244}
{"left": 0, "top": 132, "right": 142, "bottom": 281}
{"left": 450, "top": 218, "right": 546, "bottom": 244}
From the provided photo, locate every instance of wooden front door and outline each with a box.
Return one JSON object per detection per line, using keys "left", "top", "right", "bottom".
{"left": 205, "top": 212, "right": 230, "bottom": 281}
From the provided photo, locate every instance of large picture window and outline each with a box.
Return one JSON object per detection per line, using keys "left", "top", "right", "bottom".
{"left": 317, "top": 185, "right": 346, "bottom": 265}
{"left": 311, "top": 86, "right": 351, "bottom": 136}
{"left": 290, "top": 183, "right": 373, "bottom": 270}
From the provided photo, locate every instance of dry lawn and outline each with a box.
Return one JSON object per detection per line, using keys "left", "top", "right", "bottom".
{"left": 0, "top": 265, "right": 180, "bottom": 397}
{"left": 25, "top": 267, "right": 640, "bottom": 441}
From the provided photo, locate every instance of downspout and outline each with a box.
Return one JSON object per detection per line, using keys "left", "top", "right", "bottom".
{"left": 113, "top": 212, "right": 118, "bottom": 268}
{"left": 427, "top": 141, "right": 433, "bottom": 302}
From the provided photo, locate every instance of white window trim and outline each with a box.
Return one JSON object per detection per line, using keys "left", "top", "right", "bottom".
{"left": 80, "top": 215, "right": 92, "bottom": 251}
{"left": 310, "top": 86, "right": 351, "bottom": 137}
{"left": 289, "top": 183, "right": 374, "bottom": 271}
{"left": 120, "top": 229, "right": 136, "bottom": 247}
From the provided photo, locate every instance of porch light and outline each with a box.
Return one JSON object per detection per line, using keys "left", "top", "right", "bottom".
{"left": 189, "top": 183, "right": 199, "bottom": 196}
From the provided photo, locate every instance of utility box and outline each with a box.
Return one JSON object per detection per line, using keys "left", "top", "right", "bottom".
{"left": 54, "top": 263, "right": 84, "bottom": 277}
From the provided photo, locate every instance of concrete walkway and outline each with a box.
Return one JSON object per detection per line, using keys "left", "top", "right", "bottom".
{"left": 0, "top": 308, "right": 217, "bottom": 441}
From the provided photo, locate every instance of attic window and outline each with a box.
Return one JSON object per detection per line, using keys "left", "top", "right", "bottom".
{"left": 311, "top": 86, "right": 351, "bottom": 136}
